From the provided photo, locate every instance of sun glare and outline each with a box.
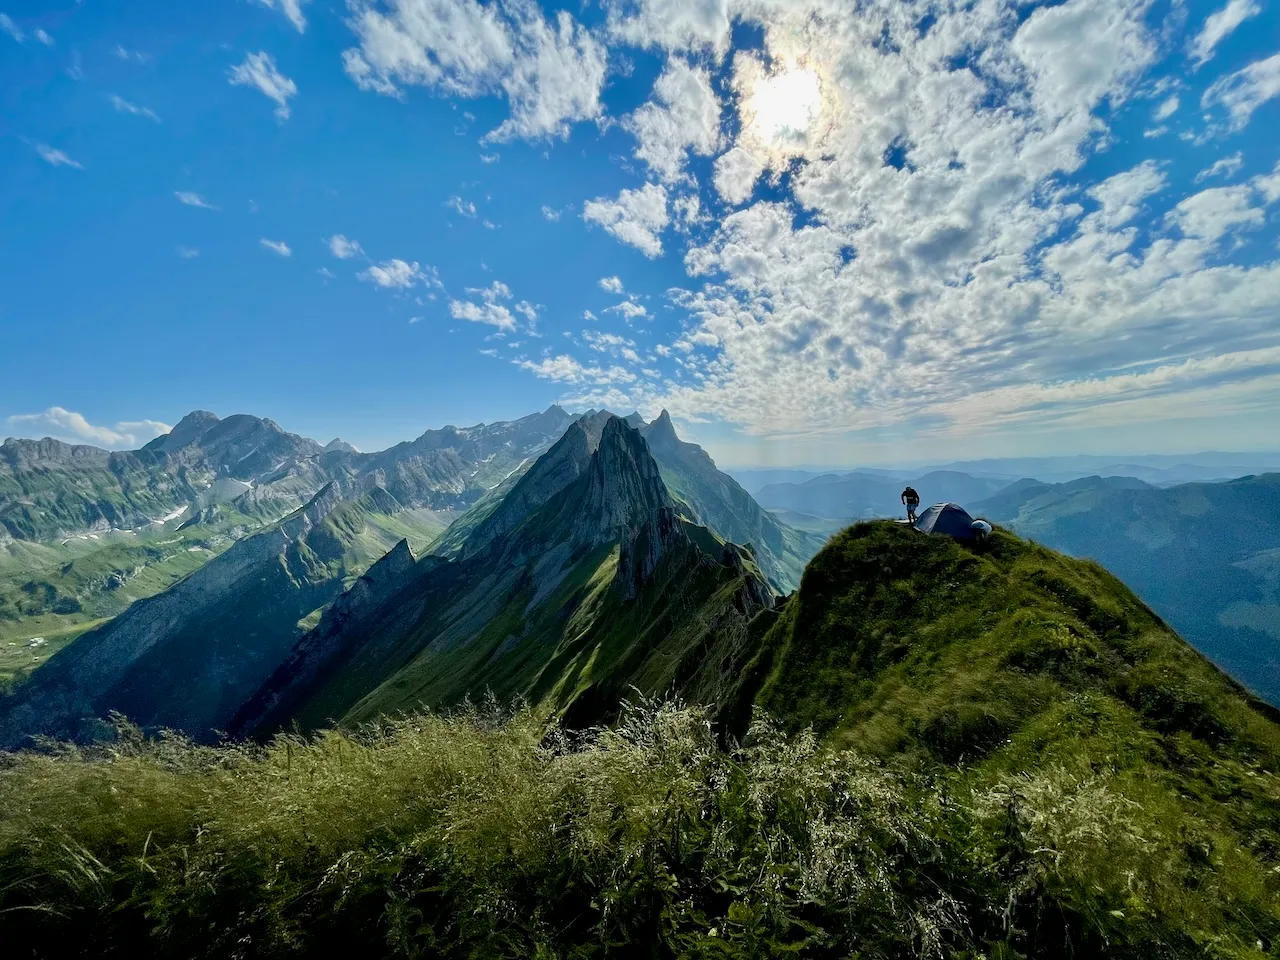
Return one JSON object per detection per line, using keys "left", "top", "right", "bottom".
{"left": 747, "top": 68, "right": 822, "bottom": 147}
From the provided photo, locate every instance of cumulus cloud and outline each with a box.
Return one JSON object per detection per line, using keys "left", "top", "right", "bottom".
{"left": 31, "top": 143, "right": 82, "bottom": 169}
{"left": 541, "top": 205, "right": 561, "bottom": 221}
{"left": 1085, "top": 161, "right": 1167, "bottom": 230}
{"left": 254, "top": 0, "right": 310, "bottom": 33}
{"left": 604, "top": 0, "right": 732, "bottom": 58}
{"left": 1189, "top": 0, "right": 1261, "bottom": 69}
{"left": 110, "top": 94, "right": 161, "bottom": 122}
{"left": 1152, "top": 95, "right": 1179, "bottom": 122}
{"left": 517, "top": 354, "right": 636, "bottom": 385}
{"left": 606, "top": 300, "right": 649, "bottom": 320}
{"left": 260, "top": 238, "right": 293, "bottom": 256}
{"left": 598, "top": 276, "right": 624, "bottom": 294}
{"left": 1167, "top": 186, "right": 1265, "bottom": 242}
{"left": 328, "top": 234, "right": 363, "bottom": 259}
{"left": 449, "top": 280, "right": 520, "bottom": 331}
{"left": 342, "top": 0, "right": 607, "bottom": 141}
{"left": 572, "top": 0, "right": 1280, "bottom": 452}
{"left": 229, "top": 51, "right": 298, "bottom": 120}
{"left": 1201, "top": 53, "right": 1280, "bottom": 133}
{"left": 360, "top": 259, "right": 438, "bottom": 289}
{"left": 624, "top": 57, "right": 721, "bottom": 182}
{"left": 583, "top": 182, "right": 669, "bottom": 257}
{"left": 5, "top": 408, "right": 171, "bottom": 450}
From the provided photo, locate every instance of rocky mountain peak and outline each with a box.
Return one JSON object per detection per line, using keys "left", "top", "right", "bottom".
{"left": 147, "top": 411, "right": 221, "bottom": 453}
{"left": 645, "top": 409, "right": 679, "bottom": 447}
{"left": 325, "top": 438, "right": 358, "bottom": 454}
{"left": 573, "top": 417, "right": 673, "bottom": 541}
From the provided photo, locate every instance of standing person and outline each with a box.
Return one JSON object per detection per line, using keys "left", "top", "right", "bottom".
{"left": 901, "top": 485, "right": 920, "bottom": 523}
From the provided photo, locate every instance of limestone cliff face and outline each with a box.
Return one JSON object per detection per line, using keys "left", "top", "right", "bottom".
{"left": 0, "top": 484, "right": 349, "bottom": 749}
{"left": 228, "top": 538, "right": 426, "bottom": 738}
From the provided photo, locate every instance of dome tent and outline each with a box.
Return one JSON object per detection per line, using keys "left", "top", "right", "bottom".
{"left": 914, "top": 502, "right": 980, "bottom": 540}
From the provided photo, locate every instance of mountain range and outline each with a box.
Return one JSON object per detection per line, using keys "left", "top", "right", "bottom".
{"left": 0, "top": 410, "right": 816, "bottom": 747}
{"left": 5, "top": 474, "right": 1280, "bottom": 956}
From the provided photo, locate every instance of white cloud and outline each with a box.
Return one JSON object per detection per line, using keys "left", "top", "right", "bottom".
{"left": 598, "top": 275, "right": 624, "bottom": 294}
{"left": 34, "top": 28, "right": 52, "bottom": 46}
{"left": 31, "top": 143, "right": 82, "bottom": 169}
{"left": 606, "top": 300, "right": 649, "bottom": 320}
{"left": 0, "top": 14, "right": 21, "bottom": 42}
{"left": 360, "top": 259, "right": 438, "bottom": 289}
{"left": 480, "top": 152, "right": 499, "bottom": 164}
{"left": 260, "top": 238, "right": 293, "bottom": 256}
{"left": 114, "top": 44, "right": 149, "bottom": 63}
{"left": 1152, "top": 95, "right": 1179, "bottom": 122}
{"left": 516, "top": 353, "right": 635, "bottom": 385}
{"left": 1085, "top": 161, "right": 1167, "bottom": 230}
{"left": 175, "top": 191, "right": 217, "bottom": 210}
{"left": 328, "top": 234, "right": 363, "bottom": 259}
{"left": 580, "top": 0, "right": 1280, "bottom": 455}
{"left": 447, "top": 195, "right": 477, "bottom": 217}
{"left": 5, "top": 408, "right": 171, "bottom": 450}
{"left": 111, "top": 95, "right": 160, "bottom": 122}
{"left": 1254, "top": 161, "right": 1280, "bottom": 204}
{"left": 1189, "top": 0, "right": 1261, "bottom": 69}
{"left": 1195, "top": 152, "right": 1245, "bottom": 183}
{"left": 1201, "top": 53, "right": 1280, "bottom": 133}
{"left": 712, "top": 146, "right": 766, "bottom": 206}
{"left": 624, "top": 57, "right": 721, "bottom": 182}
{"left": 342, "top": 0, "right": 607, "bottom": 141}
{"left": 541, "top": 204, "right": 561, "bottom": 221}
{"left": 254, "top": 0, "right": 310, "bottom": 33}
{"left": 604, "top": 0, "right": 732, "bottom": 58}
{"left": 176, "top": 246, "right": 199, "bottom": 259}
{"left": 229, "top": 51, "right": 298, "bottom": 120}
{"left": 1168, "top": 186, "right": 1265, "bottom": 242}
{"left": 450, "top": 280, "right": 522, "bottom": 331}
{"left": 582, "top": 182, "right": 669, "bottom": 257}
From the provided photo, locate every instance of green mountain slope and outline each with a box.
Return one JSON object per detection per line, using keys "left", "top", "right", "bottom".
{"left": 0, "top": 486, "right": 443, "bottom": 748}
{"left": 234, "top": 415, "right": 778, "bottom": 737}
{"left": 4, "top": 522, "right": 1280, "bottom": 957}
{"left": 639, "top": 410, "right": 825, "bottom": 592}
{"left": 972, "top": 473, "right": 1280, "bottom": 704}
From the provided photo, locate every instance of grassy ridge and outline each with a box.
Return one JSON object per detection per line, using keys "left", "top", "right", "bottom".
{"left": 2, "top": 523, "right": 1279, "bottom": 956}
{"left": 3, "top": 699, "right": 1278, "bottom": 958}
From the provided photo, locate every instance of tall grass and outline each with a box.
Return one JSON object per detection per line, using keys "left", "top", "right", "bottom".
{"left": 1, "top": 697, "right": 1276, "bottom": 958}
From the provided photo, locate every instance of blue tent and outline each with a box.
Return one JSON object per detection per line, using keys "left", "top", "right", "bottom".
{"left": 914, "top": 502, "right": 979, "bottom": 540}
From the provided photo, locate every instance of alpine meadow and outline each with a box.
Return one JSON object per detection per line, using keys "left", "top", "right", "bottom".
{"left": 2, "top": 0, "right": 1280, "bottom": 957}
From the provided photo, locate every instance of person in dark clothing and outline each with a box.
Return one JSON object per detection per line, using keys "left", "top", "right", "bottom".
{"left": 901, "top": 486, "right": 920, "bottom": 523}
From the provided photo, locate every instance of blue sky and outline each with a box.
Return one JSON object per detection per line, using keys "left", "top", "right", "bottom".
{"left": 2, "top": 0, "right": 1278, "bottom": 467}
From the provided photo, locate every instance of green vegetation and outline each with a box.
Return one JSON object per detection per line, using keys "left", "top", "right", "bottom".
{"left": 0, "top": 499, "right": 445, "bottom": 690}
{"left": 3, "top": 522, "right": 1279, "bottom": 956}
{"left": 973, "top": 473, "right": 1280, "bottom": 705}
{"left": 0, "top": 518, "right": 248, "bottom": 683}
{"left": 2, "top": 697, "right": 1277, "bottom": 958}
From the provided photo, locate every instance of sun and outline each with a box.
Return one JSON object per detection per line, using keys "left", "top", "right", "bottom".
{"left": 745, "top": 67, "right": 823, "bottom": 148}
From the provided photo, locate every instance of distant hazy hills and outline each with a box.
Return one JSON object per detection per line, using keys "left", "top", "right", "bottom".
{"left": 752, "top": 469, "right": 1012, "bottom": 522}
{"left": 974, "top": 473, "right": 1280, "bottom": 704}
